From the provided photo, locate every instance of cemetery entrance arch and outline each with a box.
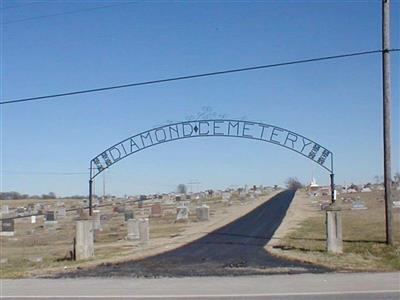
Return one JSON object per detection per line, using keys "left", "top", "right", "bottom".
{"left": 88, "top": 119, "right": 335, "bottom": 215}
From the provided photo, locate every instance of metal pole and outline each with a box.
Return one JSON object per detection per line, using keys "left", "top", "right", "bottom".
{"left": 330, "top": 173, "right": 335, "bottom": 204}
{"left": 89, "top": 180, "right": 93, "bottom": 216}
{"left": 102, "top": 170, "right": 106, "bottom": 200}
{"left": 89, "top": 161, "right": 93, "bottom": 217}
{"left": 382, "top": 0, "right": 393, "bottom": 245}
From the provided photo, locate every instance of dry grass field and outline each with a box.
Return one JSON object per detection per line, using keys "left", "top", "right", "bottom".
{"left": 0, "top": 191, "right": 277, "bottom": 278}
{"left": 268, "top": 189, "right": 400, "bottom": 271}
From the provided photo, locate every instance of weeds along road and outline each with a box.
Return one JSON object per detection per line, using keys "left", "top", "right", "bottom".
{"left": 60, "top": 190, "right": 328, "bottom": 277}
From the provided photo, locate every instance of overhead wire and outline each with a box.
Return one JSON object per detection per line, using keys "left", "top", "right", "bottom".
{"left": 2, "top": 2, "right": 132, "bottom": 24}
{"left": 2, "top": 48, "right": 399, "bottom": 105}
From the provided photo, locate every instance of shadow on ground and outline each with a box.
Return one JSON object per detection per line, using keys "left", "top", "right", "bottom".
{"left": 59, "top": 190, "right": 330, "bottom": 277}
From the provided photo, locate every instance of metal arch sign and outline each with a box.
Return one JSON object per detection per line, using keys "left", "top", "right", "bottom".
{"left": 90, "top": 119, "right": 333, "bottom": 180}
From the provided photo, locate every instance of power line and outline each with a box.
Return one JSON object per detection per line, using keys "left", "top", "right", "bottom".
{"left": 0, "top": 1, "right": 46, "bottom": 10}
{"left": 2, "top": 2, "right": 132, "bottom": 25}
{"left": 3, "top": 171, "right": 88, "bottom": 175}
{"left": 1, "top": 48, "right": 399, "bottom": 105}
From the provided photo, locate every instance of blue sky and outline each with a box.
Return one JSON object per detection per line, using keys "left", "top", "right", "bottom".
{"left": 1, "top": 0, "right": 399, "bottom": 196}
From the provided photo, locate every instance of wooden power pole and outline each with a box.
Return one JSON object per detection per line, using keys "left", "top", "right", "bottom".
{"left": 382, "top": 0, "right": 393, "bottom": 245}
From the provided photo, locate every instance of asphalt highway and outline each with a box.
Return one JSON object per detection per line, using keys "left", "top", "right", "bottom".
{"left": 61, "top": 190, "right": 327, "bottom": 277}
{"left": 2, "top": 272, "right": 399, "bottom": 299}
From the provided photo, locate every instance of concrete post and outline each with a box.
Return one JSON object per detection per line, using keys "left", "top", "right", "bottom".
{"left": 326, "top": 206, "right": 343, "bottom": 254}
{"left": 127, "top": 218, "right": 140, "bottom": 240}
{"left": 75, "top": 220, "right": 94, "bottom": 260}
{"left": 139, "top": 218, "right": 149, "bottom": 244}
{"left": 92, "top": 210, "right": 101, "bottom": 230}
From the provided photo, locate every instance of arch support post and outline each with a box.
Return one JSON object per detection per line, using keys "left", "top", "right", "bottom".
{"left": 330, "top": 173, "right": 336, "bottom": 204}
{"left": 326, "top": 172, "right": 342, "bottom": 253}
{"left": 89, "top": 179, "right": 93, "bottom": 216}
{"left": 326, "top": 206, "right": 343, "bottom": 254}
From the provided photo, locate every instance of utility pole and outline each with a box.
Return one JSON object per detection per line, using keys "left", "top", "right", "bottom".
{"left": 382, "top": 0, "right": 393, "bottom": 245}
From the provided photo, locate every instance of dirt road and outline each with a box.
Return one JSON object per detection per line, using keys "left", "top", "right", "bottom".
{"left": 59, "top": 190, "right": 328, "bottom": 277}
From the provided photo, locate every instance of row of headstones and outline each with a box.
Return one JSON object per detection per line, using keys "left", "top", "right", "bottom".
{"left": 75, "top": 216, "right": 150, "bottom": 261}
{"left": 176, "top": 204, "right": 210, "bottom": 222}
{"left": 0, "top": 202, "right": 210, "bottom": 238}
{"left": 0, "top": 204, "right": 67, "bottom": 217}
{"left": 75, "top": 204, "right": 210, "bottom": 261}
{"left": 0, "top": 209, "right": 66, "bottom": 236}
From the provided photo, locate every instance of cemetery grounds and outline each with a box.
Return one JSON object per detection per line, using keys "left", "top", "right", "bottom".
{"left": 0, "top": 190, "right": 278, "bottom": 278}
{"left": 267, "top": 189, "right": 400, "bottom": 271}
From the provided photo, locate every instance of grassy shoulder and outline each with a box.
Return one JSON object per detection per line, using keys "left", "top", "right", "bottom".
{"left": 268, "top": 189, "right": 400, "bottom": 271}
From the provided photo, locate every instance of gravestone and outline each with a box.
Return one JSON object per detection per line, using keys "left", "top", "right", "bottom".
{"left": 181, "top": 201, "right": 190, "bottom": 209}
{"left": 151, "top": 204, "right": 162, "bottom": 217}
{"left": 176, "top": 207, "right": 189, "bottom": 222}
{"left": 92, "top": 210, "right": 101, "bottom": 230}
{"left": 139, "top": 195, "right": 146, "bottom": 208}
{"left": 222, "top": 192, "right": 231, "bottom": 201}
{"left": 139, "top": 218, "right": 149, "bottom": 244}
{"left": 196, "top": 205, "right": 210, "bottom": 221}
{"left": 31, "top": 216, "right": 36, "bottom": 224}
{"left": 127, "top": 218, "right": 140, "bottom": 240}
{"left": 351, "top": 199, "right": 367, "bottom": 210}
{"left": 45, "top": 211, "right": 57, "bottom": 224}
{"left": 34, "top": 204, "right": 42, "bottom": 214}
{"left": 27, "top": 204, "right": 35, "bottom": 213}
{"left": 58, "top": 207, "right": 67, "bottom": 218}
{"left": 320, "top": 202, "right": 330, "bottom": 210}
{"left": 239, "top": 192, "right": 247, "bottom": 201}
{"left": 393, "top": 201, "right": 400, "bottom": 208}
{"left": 1, "top": 219, "right": 14, "bottom": 236}
{"left": 1, "top": 205, "right": 9, "bottom": 214}
{"left": 124, "top": 211, "right": 134, "bottom": 222}
{"left": 77, "top": 208, "right": 88, "bottom": 220}
{"left": 0, "top": 258, "right": 8, "bottom": 264}
{"left": 93, "top": 198, "right": 100, "bottom": 207}
{"left": 117, "top": 206, "right": 126, "bottom": 214}
{"left": 100, "top": 214, "right": 113, "bottom": 225}
{"left": 27, "top": 256, "right": 43, "bottom": 263}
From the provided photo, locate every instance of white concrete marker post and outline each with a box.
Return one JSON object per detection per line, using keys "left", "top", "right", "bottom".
{"left": 326, "top": 206, "right": 343, "bottom": 254}
{"left": 75, "top": 220, "right": 94, "bottom": 260}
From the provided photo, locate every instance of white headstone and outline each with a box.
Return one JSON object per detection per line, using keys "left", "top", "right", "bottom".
{"left": 222, "top": 192, "right": 231, "bottom": 201}
{"left": 58, "top": 207, "right": 67, "bottom": 218}
{"left": 127, "top": 218, "right": 140, "bottom": 240}
{"left": 31, "top": 216, "right": 36, "bottom": 224}
{"left": 196, "top": 205, "right": 209, "bottom": 221}
{"left": 1, "top": 206, "right": 9, "bottom": 214}
{"left": 176, "top": 207, "right": 189, "bottom": 221}
{"left": 351, "top": 200, "right": 367, "bottom": 210}
{"left": 392, "top": 201, "right": 400, "bottom": 208}
{"left": 139, "top": 218, "right": 149, "bottom": 244}
{"left": 92, "top": 210, "right": 101, "bottom": 230}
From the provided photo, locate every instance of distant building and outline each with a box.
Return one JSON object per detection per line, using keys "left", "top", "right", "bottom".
{"left": 308, "top": 177, "right": 320, "bottom": 194}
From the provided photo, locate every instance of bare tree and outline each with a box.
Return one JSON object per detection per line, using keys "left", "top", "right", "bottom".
{"left": 285, "top": 177, "right": 303, "bottom": 190}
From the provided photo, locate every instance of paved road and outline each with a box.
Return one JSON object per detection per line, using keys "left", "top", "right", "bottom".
{"left": 62, "top": 190, "right": 327, "bottom": 277}
{"left": 2, "top": 272, "right": 399, "bottom": 299}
